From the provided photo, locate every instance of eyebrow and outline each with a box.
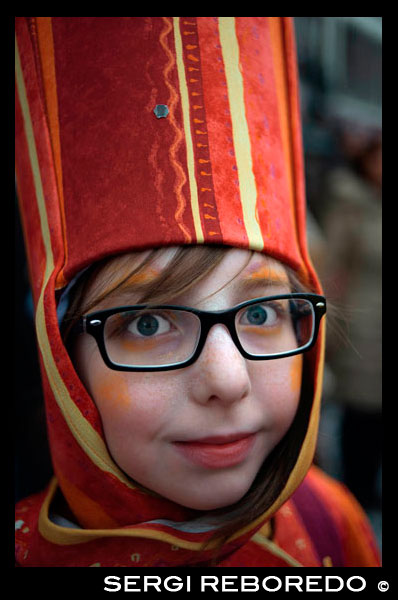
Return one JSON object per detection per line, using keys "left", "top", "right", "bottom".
{"left": 237, "top": 277, "right": 292, "bottom": 295}
{"left": 238, "top": 267, "right": 291, "bottom": 292}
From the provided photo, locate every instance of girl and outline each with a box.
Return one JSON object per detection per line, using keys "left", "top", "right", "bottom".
{"left": 15, "top": 17, "right": 380, "bottom": 567}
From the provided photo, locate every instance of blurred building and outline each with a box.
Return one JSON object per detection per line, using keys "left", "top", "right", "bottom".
{"left": 295, "top": 17, "right": 381, "bottom": 131}
{"left": 294, "top": 17, "right": 382, "bottom": 221}
{"left": 294, "top": 17, "right": 382, "bottom": 550}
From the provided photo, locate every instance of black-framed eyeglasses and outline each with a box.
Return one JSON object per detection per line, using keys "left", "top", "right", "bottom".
{"left": 72, "top": 294, "right": 326, "bottom": 372}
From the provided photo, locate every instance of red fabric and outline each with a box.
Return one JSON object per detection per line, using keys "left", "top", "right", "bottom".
{"left": 15, "top": 466, "right": 380, "bottom": 567}
{"left": 17, "top": 17, "right": 313, "bottom": 287}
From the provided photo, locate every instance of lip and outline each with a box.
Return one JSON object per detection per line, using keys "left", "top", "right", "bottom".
{"left": 173, "top": 432, "right": 258, "bottom": 469}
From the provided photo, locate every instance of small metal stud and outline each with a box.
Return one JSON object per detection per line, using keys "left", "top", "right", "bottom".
{"left": 153, "top": 104, "right": 169, "bottom": 119}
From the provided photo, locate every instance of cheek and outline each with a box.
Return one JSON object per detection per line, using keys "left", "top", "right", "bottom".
{"left": 89, "top": 369, "right": 181, "bottom": 442}
{"left": 252, "top": 355, "right": 302, "bottom": 427}
{"left": 255, "top": 354, "right": 302, "bottom": 395}
{"left": 94, "top": 373, "right": 132, "bottom": 412}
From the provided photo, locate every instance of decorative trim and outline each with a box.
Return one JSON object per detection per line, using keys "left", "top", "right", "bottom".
{"left": 173, "top": 17, "right": 204, "bottom": 243}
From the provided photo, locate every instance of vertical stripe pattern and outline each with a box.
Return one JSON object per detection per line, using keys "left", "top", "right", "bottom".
{"left": 15, "top": 34, "right": 135, "bottom": 489}
{"left": 35, "top": 17, "right": 68, "bottom": 289}
{"left": 218, "top": 17, "right": 264, "bottom": 251}
{"left": 173, "top": 17, "right": 204, "bottom": 243}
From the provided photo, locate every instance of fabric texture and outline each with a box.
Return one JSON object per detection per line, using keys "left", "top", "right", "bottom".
{"left": 15, "top": 466, "right": 380, "bottom": 567}
{"left": 15, "top": 17, "right": 379, "bottom": 567}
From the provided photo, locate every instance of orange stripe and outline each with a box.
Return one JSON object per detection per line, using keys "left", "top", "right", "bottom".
{"left": 167, "top": 17, "right": 195, "bottom": 243}
{"left": 35, "top": 17, "right": 68, "bottom": 288}
{"left": 268, "top": 18, "right": 301, "bottom": 259}
{"left": 56, "top": 469, "right": 119, "bottom": 530}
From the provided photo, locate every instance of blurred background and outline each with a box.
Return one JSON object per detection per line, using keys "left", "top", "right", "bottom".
{"left": 294, "top": 16, "right": 382, "bottom": 551}
{"left": 14, "top": 16, "right": 382, "bottom": 552}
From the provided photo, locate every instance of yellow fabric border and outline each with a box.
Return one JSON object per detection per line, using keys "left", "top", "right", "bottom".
{"left": 34, "top": 17, "right": 69, "bottom": 289}
{"left": 15, "top": 35, "right": 134, "bottom": 490}
{"left": 218, "top": 17, "right": 264, "bottom": 252}
{"left": 251, "top": 532, "right": 303, "bottom": 567}
{"left": 39, "top": 478, "right": 213, "bottom": 550}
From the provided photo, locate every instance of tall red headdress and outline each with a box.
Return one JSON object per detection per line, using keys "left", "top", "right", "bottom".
{"left": 15, "top": 17, "right": 325, "bottom": 567}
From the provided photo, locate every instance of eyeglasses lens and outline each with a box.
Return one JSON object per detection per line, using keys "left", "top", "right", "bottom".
{"left": 104, "top": 309, "right": 201, "bottom": 367}
{"left": 102, "top": 299, "right": 314, "bottom": 367}
{"left": 235, "top": 298, "right": 314, "bottom": 357}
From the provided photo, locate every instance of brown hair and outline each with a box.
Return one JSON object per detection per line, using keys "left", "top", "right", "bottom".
{"left": 61, "top": 245, "right": 315, "bottom": 559}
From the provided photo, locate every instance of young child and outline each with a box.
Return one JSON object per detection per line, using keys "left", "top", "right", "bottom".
{"left": 15, "top": 17, "right": 380, "bottom": 567}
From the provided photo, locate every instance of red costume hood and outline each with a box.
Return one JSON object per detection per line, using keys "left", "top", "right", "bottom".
{"left": 15, "top": 17, "right": 325, "bottom": 566}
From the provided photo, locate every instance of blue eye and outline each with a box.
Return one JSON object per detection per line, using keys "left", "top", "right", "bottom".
{"left": 128, "top": 313, "right": 172, "bottom": 337}
{"left": 136, "top": 315, "right": 159, "bottom": 336}
{"left": 245, "top": 305, "right": 267, "bottom": 325}
{"left": 239, "top": 303, "right": 279, "bottom": 328}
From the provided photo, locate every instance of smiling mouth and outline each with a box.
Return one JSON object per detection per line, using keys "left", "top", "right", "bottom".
{"left": 173, "top": 432, "right": 258, "bottom": 469}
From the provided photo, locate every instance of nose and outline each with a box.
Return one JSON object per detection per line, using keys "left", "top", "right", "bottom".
{"left": 188, "top": 324, "right": 251, "bottom": 406}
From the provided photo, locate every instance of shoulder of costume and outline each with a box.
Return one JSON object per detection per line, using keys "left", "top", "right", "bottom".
{"left": 302, "top": 464, "right": 381, "bottom": 567}
{"left": 15, "top": 483, "right": 51, "bottom": 565}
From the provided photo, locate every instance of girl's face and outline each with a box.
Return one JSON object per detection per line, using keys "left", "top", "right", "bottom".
{"left": 73, "top": 249, "right": 302, "bottom": 511}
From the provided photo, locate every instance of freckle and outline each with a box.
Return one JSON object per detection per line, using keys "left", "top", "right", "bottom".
{"left": 290, "top": 355, "right": 303, "bottom": 393}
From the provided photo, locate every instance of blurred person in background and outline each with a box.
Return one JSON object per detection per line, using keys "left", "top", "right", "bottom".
{"left": 320, "top": 129, "right": 382, "bottom": 511}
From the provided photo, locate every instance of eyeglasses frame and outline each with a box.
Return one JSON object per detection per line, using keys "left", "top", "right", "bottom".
{"left": 73, "top": 293, "right": 326, "bottom": 372}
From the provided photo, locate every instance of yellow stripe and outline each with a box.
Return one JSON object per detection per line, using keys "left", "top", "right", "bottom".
{"left": 35, "top": 17, "right": 69, "bottom": 289}
{"left": 15, "top": 36, "right": 134, "bottom": 490}
{"left": 218, "top": 17, "right": 264, "bottom": 251}
{"left": 173, "top": 17, "right": 204, "bottom": 243}
{"left": 252, "top": 532, "right": 303, "bottom": 567}
{"left": 39, "top": 478, "right": 210, "bottom": 549}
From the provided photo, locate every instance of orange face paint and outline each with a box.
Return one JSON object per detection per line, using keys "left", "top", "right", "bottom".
{"left": 240, "top": 324, "right": 282, "bottom": 337}
{"left": 243, "top": 264, "right": 289, "bottom": 285}
{"left": 95, "top": 374, "right": 132, "bottom": 411}
{"left": 120, "top": 336, "right": 159, "bottom": 352}
{"left": 289, "top": 354, "right": 303, "bottom": 394}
